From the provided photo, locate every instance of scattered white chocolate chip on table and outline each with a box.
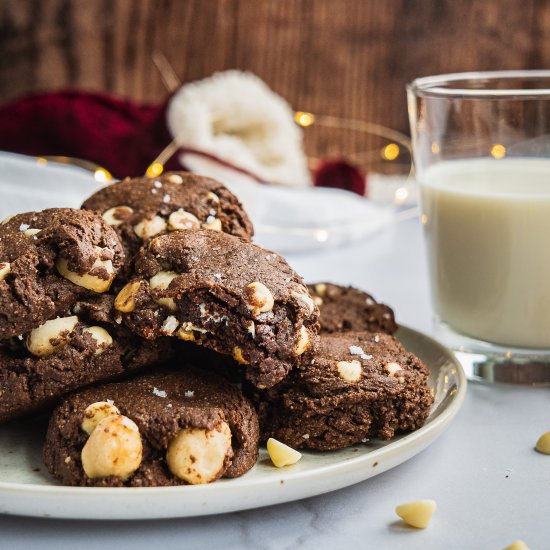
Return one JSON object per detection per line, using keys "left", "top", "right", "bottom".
{"left": 395, "top": 499, "right": 436, "bottom": 529}
{"left": 267, "top": 438, "right": 302, "bottom": 468}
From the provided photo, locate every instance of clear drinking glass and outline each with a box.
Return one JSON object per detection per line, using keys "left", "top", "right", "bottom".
{"left": 407, "top": 70, "right": 550, "bottom": 384}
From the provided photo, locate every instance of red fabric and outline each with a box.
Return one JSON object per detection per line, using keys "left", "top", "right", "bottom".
{"left": 0, "top": 91, "right": 175, "bottom": 178}
{"left": 313, "top": 159, "right": 366, "bottom": 196}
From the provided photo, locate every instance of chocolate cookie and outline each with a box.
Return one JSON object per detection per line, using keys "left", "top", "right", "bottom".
{"left": 113, "top": 230, "right": 319, "bottom": 388}
{"left": 0, "top": 208, "right": 125, "bottom": 340}
{"left": 44, "top": 367, "right": 259, "bottom": 486}
{"left": 0, "top": 313, "right": 172, "bottom": 424}
{"left": 253, "top": 331, "right": 433, "bottom": 450}
{"left": 308, "top": 283, "right": 397, "bottom": 335}
{"left": 81, "top": 172, "right": 254, "bottom": 267}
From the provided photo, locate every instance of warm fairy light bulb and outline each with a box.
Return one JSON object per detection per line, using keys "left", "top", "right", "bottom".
{"left": 294, "top": 111, "right": 315, "bottom": 127}
{"left": 94, "top": 167, "right": 112, "bottom": 183}
{"left": 394, "top": 186, "right": 409, "bottom": 203}
{"left": 147, "top": 162, "right": 164, "bottom": 177}
{"left": 491, "top": 144, "right": 506, "bottom": 159}
{"left": 431, "top": 142, "right": 440, "bottom": 154}
{"left": 37, "top": 157, "right": 48, "bottom": 165}
{"left": 382, "top": 143, "right": 400, "bottom": 161}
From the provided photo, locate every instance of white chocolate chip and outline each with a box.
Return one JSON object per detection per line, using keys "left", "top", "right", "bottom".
{"left": 133, "top": 215, "right": 167, "bottom": 239}
{"left": 102, "top": 206, "right": 134, "bottom": 226}
{"left": 168, "top": 209, "right": 200, "bottom": 231}
{"left": 243, "top": 282, "right": 274, "bottom": 316}
{"left": 313, "top": 296, "right": 323, "bottom": 306}
{"left": 535, "top": 431, "right": 550, "bottom": 454}
{"left": 56, "top": 255, "right": 115, "bottom": 293}
{"left": 161, "top": 315, "right": 179, "bottom": 335}
{"left": 26, "top": 316, "right": 78, "bottom": 357}
{"left": 114, "top": 281, "right": 141, "bottom": 312}
{"left": 167, "top": 174, "right": 183, "bottom": 184}
{"left": 23, "top": 228, "right": 41, "bottom": 237}
{"left": 294, "top": 325, "right": 310, "bottom": 355}
{"left": 337, "top": 360, "right": 362, "bottom": 382}
{"left": 81, "top": 401, "right": 120, "bottom": 434}
{"left": 0, "top": 262, "right": 11, "bottom": 281}
{"left": 83, "top": 326, "right": 113, "bottom": 355}
{"left": 395, "top": 499, "right": 436, "bottom": 529}
{"left": 149, "top": 271, "right": 178, "bottom": 289}
{"left": 81, "top": 415, "right": 142, "bottom": 480}
{"left": 232, "top": 346, "right": 249, "bottom": 365}
{"left": 291, "top": 290, "right": 316, "bottom": 316}
{"left": 314, "top": 283, "right": 327, "bottom": 296}
{"left": 166, "top": 422, "right": 232, "bottom": 485}
{"left": 207, "top": 191, "right": 220, "bottom": 203}
{"left": 267, "top": 438, "right": 302, "bottom": 468}
{"left": 385, "top": 362, "right": 403, "bottom": 377}
{"left": 202, "top": 218, "right": 222, "bottom": 231}
{"left": 503, "top": 541, "right": 531, "bottom": 550}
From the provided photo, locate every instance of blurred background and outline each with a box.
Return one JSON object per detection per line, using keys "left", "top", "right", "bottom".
{"left": 1, "top": 0, "right": 545, "bottom": 173}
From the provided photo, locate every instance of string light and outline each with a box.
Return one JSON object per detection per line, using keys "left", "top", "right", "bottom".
{"left": 381, "top": 143, "right": 400, "bottom": 161}
{"left": 294, "top": 111, "right": 315, "bottom": 127}
{"left": 37, "top": 157, "right": 48, "bottom": 165}
{"left": 491, "top": 144, "right": 506, "bottom": 159}
{"left": 431, "top": 142, "right": 440, "bottom": 154}
{"left": 146, "top": 162, "right": 164, "bottom": 177}
{"left": 94, "top": 167, "right": 112, "bottom": 183}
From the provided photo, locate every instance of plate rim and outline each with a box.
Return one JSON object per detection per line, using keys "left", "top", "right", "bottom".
{"left": 0, "top": 325, "right": 466, "bottom": 519}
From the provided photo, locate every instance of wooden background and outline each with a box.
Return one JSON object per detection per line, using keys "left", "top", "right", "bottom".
{"left": 1, "top": 0, "right": 549, "bottom": 166}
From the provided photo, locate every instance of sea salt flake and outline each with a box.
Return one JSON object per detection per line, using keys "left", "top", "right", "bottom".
{"left": 184, "top": 390, "right": 194, "bottom": 398}
{"left": 361, "top": 354, "right": 373, "bottom": 361}
{"left": 153, "top": 387, "right": 167, "bottom": 398}
{"left": 374, "top": 335, "right": 380, "bottom": 343}
{"left": 209, "top": 209, "right": 217, "bottom": 216}
{"left": 365, "top": 298, "right": 375, "bottom": 306}
{"left": 19, "top": 223, "right": 30, "bottom": 231}
{"left": 302, "top": 434, "right": 310, "bottom": 439}
{"left": 154, "top": 180, "right": 162, "bottom": 188}
{"left": 349, "top": 345, "right": 365, "bottom": 356}
{"left": 206, "top": 215, "right": 216, "bottom": 224}
{"left": 106, "top": 399, "right": 114, "bottom": 405}
{"left": 361, "top": 438, "right": 368, "bottom": 443}
{"left": 162, "top": 194, "right": 171, "bottom": 203}
{"left": 166, "top": 403, "right": 173, "bottom": 408}
{"left": 151, "top": 189, "right": 158, "bottom": 194}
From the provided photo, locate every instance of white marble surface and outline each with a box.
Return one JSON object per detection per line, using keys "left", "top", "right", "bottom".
{"left": 1, "top": 218, "right": 549, "bottom": 549}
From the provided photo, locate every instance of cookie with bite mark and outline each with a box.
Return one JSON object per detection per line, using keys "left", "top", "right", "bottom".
{"left": 113, "top": 229, "right": 319, "bottom": 389}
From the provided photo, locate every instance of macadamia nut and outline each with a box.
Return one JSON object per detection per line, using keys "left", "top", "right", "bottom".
{"left": 168, "top": 210, "right": 200, "bottom": 231}
{"left": 337, "top": 360, "right": 362, "bottom": 382}
{"left": 535, "top": 431, "right": 550, "bottom": 454}
{"left": 0, "top": 262, "right": 11, "bottom": 281}
{"left": 232, "top": 346, "right": 249, "bottom": 365}
{"left": 114, "top": 281, "right": 141, "bottom": 312}
{"left": 81, "top": 401, "right": 120, "bottom": 434}
{"left": 202, "top": 217, "right": 222, "bottom": 231}
{"left": 267, "top": 438, "right": 302, "bottom": 468}
{"left": 504, "top": 541, "right": 530, "bottom": 550}
{"left": 166, "top": 422, "right": 232, "bottom": 484}
{"left": 81, "top": 415, "right": 142, "bottom": 480}
{"left": 56, "top": 256, "right": 115, "bottom": 293}
{"left": 26, "top": 316, "right": 78, "bottom": 357}
{"left": 149, "top": 271, "right": 178, "bottom": 290}
{"left": 395, "top": 499, "right": 436, "bottom": 529}
{"left": 134, "top": 215, "right": 167, "bottom": 239}
{"left": 244, "top": 282, "right": 274, "bottom": 316}
{"left": 294, "top": 325, "right": 310, "bottom": 355}
{"left": 102, "top": 206, "right": 134, "bottom": 226}
{"left": 385, "top": 362, "right": 402, "bottom": 376}
{"left": 83, "top": 326, "right": 113, "bottom": 355}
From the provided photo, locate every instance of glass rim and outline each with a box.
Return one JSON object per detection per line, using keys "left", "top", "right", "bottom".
{"left": 407, "top": 70, "right": 550, "bottom": 99}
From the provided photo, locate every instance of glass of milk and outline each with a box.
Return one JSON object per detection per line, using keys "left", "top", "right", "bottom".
{"left": 407, "top": 71, "right": 550, "bottom": 384}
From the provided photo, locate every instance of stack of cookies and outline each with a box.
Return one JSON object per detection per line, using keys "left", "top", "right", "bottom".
{"left": 0, "top": 172, "right": 433, "bottom": 487}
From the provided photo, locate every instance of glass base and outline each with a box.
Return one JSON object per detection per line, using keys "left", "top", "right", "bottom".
{"left": 433, "top": 318, "right": 550, "bottom": 385}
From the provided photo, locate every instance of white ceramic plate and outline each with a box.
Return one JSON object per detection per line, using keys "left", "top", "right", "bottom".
{"left": 0, "top": 326, "right": 466, "bottom": 520}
